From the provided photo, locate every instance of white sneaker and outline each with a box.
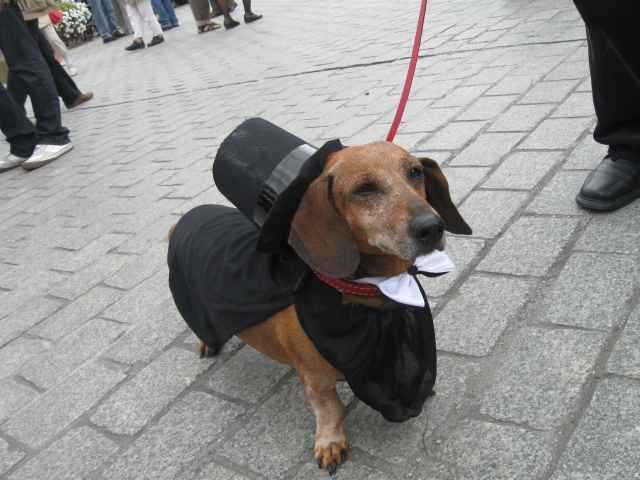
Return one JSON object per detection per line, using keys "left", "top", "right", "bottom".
{"left": 0, "top": 153, "right": 28, "bottom": 172}
{"left": 22, "top": 142, "right": 73, "bottom": 171}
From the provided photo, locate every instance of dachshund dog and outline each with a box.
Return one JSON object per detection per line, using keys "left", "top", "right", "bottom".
{"left": 173, "top": 142, "right": 470, "bottom": 474}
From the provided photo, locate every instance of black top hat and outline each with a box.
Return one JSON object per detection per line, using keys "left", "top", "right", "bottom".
{"left": 213, "top": 118, "right": 343, "bottom": 252}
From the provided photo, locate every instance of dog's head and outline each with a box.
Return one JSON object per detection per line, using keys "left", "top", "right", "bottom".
{"left": 289, "top": 141, "right": 471, "bottom": 278}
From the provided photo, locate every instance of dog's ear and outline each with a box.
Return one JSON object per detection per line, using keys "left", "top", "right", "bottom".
{"left": 419, "top": 157, "right": 472, "bottom": 235}
{"left": 289, "top": 174, "right": 360, "bottom": 278}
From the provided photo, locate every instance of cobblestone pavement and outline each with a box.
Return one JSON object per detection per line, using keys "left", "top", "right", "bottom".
{"left": 2, "top": 0, "right": 640, "bottom": 478}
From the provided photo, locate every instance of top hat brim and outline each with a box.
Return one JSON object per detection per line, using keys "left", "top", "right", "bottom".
{"left": 256, "top": 139, "right": 344, "bottom": 252}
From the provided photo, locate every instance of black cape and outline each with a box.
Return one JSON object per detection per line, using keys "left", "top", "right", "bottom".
{"left": 168, "top": 204, "right": 437, "bottom": 422}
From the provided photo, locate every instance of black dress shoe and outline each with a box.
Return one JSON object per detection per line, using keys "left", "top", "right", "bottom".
{"left": 112, "top": 30, "right": 126, "bottom": 39}
{"left": 148, "top": 35, "right": 164, "bottom": 47}
{"left": 244, "top": 12, "right": 262, "bottom": 23}
{"left": 125, "top": 39, "right": 145, "bottom": 51}
{"left": 224, "top": 18, "right": 240, "bottom": 29}
{"left": 576, "top": 151, "right": 640, "bottom": 212}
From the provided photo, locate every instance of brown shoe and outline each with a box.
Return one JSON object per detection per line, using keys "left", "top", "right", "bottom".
{"left": 69, "top": 92, "right": 94, "bottom": 109}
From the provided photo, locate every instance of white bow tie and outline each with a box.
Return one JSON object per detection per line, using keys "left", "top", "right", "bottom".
{"left": 354, "top": 250, "right": 454, "bottom": 307}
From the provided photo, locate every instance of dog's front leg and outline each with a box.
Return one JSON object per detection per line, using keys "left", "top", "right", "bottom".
{"left": 300, "top": 371, "right": 349, "bottom": 475}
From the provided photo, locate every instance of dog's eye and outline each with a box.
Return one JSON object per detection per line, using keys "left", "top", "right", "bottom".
{"left": 352, "top": 181, "right": 380, "bottom": 196}
{"left": 408, "top": 166, "right": 424, "bottom": 180}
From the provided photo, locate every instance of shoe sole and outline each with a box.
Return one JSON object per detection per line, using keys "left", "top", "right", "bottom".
{"left": 22, "top": 144, "right": 74, "bottom": 171}
{"left": 576, "top": 188, "right": 640, "bottom": 212}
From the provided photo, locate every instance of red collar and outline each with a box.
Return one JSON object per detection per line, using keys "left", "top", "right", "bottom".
{"left": 313, "top": 271, "right": 382, "bottom": 298}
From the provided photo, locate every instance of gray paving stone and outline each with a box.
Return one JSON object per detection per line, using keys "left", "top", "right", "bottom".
{"left": 100, "top": 270, "right": 171, "bottom": 325}
{"left": 527, "top": 170, "right": 589, "bottom": 215}
{"left": 488, "top": 103, "right": 555, "bottom": 132}
{"left": 8, "top": 427, "right": 119, "bottom": 480}
{"left": 104, "top": 298, "right": 187, "bottom": 365}
{"left": 551, "top": 378, "right": 640, "bottom": 480}
{"left": 440, "top": 166, "right": 490, "bottom": 205}
{"left": 608, "top": 305, "right": 640, "bottom": 379}
{"left": 0, "top": 437, "right": 24, "bottom": 476}
{"left": 563, "top": 132, "right": 605, "bottom": 170}
{"left": 348, "top": 357, "right": 476, "bottom": 469}
{"left": 293, "top": 461, "right": 390, "bottom": 480}
{"left": 0, "top": 297, "right": 63, "bottom": 346}
{"left": 432, "top": 85, "right": 489, "bottom": 108}
{"left": 424, "top": 236, "right": 485, "bottom": 298}
{"left": 483, "top": 150, "right": 561, "bottom": 190}
{"left": 91, "top": 347, "right": 212, "bottom": 435}
{"left": 478, "top": 216, "right": 580, "bottom": 276}
{"left": 457, "top": 95, "right": 517, "bottom": 121}
{"left": 487, "top": 74, "right": 538, "bottom": 95}
{"left": 435, "top": 275, "right": 532, "bottom": 356}
{"left": 429, "top": 419, "right": 553, "bottom": 480}
{"left": 545, "top": 60, "right": 589, "bottom": 81}
{"left": 418, "top": 121, "right": 486, "bottom": 151}
{"left": 104, "top": 244, "right": 165, "bottom": 290}
{"left": 449, "top": 132, "right": 524, "bottom": 166}
{"left": 31, "top": 286, "right": 124, "bottom": 341}
{"left": 480, "top": 327, "right": 605, "bottom": 429}
{"left": 519, "top": 79, "right": 580, "bottom": 104}
{"left": 538, "top": 253, "right": 637, "bottom": 330}
{"left": 0, "top": 336, "right": 51, "bottom": 380}
{"left": 100, "top": 391, "right": 244, "bottom": 480}
{"left": 3, "top": 361, "right": 125, "bottom": 448}
{"left": 20, "top": 318, "right": 127, "bottom": 390}
{"left": 221, "top": 376, "right": 353, "bottom": 479}
{"left": 459, "top": 190, "right": 529, "bottom": 238}
{"left": 574, "top": 201, "right": 640, "bottom": 255}
{"left": 47, "top": 253, "right": 131, "bottom": 300}
{"left": 520, "top": 117, "right": 593, "bottom": 150}
{"left": 208, "top": 346, "right": 290, "bottom": 403}
{"left": 0, "top": 378, "right": 38, "bottom": 423}
{"left": 552, "top": 91, "right": 595, "bottom": 118}
{"left": 193, "top": 462, "right": 249, "bottom": 480}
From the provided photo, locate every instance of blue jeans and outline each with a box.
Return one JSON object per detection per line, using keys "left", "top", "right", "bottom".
{"left": 151, "top": 0, "right": 179, "bottom": 27}
{"left": 88, "top": 0, "right": 120, "bottom": 39}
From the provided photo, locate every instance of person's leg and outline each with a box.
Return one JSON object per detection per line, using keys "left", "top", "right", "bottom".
{"left": 137, "top": 0, "right": 164, "bottom": 45}
{"left": 573, "top": 0, "right": 640, "bottom": 211}
{"left": 42, "top": 24, "right": 74, "bottom": 70}
{"left": 0, "top": 83, "right": 37, "bottom": 162}
{"left": 0, "top": 4, "right": 69, "bottom": 146}
{"left": 87, "top": 0, "right": 113, "bottom": 39}
{"left": 151, "top": 0, "right": 170, "bottom": 28}
{"left": 188, "top": 0, "right": 219, "bottom": 32}
{"left": 25, "top": 20, "right": 84, "bottom": 108}
{"left": 101, "top": 0, "right": 123, "bottom": 35}
{"left": 161, "top": 0, "right": 179, "bottom": 27}
{"left": 215, "top": 0, "right": 238, "bottom": 28}
{"left": 124, "top": 3, "right": 146, "bottom": 49}
{"left": 241, "top": 0, "right": 261, "bottom": 22}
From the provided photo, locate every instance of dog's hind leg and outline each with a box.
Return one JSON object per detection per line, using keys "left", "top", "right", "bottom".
{"left": 300, "top": 369, "right": 349, "bottom": 475}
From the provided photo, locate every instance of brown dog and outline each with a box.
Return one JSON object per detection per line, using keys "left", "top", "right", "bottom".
{"left": 174, "top": 141, "right": 470, "bottom": 474}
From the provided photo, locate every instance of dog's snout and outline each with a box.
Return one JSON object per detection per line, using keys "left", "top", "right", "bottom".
{"left": 410, "top": 213, "right": 444, "bottom": 245}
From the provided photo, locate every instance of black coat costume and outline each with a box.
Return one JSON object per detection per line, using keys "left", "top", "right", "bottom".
{"left": 168, "top": 204, "right": 437, "bottom": 422}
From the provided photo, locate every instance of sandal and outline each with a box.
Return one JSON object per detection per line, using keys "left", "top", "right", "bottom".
{"left": 197, "top": 22, "right": 221, "bottom": 33}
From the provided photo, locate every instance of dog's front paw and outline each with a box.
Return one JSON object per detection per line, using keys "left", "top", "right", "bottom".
{"left": 315, "top": 436, "right": 349, "bottom": 476}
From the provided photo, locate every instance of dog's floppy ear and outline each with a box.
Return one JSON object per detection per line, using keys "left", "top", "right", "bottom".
{"left": 419, "top": 157, "right": 472, "bottom": 235}
{"left": 289, "top": 174, "right": 360, "bottom": 278}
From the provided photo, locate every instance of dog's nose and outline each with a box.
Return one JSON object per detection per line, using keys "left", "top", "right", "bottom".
{"left": 410, "top": 213, "right": 444, "bottom": 245}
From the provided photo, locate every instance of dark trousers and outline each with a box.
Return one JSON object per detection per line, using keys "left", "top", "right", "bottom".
{"left": 0, "top": 83, "right": 37, "bottom": 157}
{"left": 573, "top": 0, "right": 640, "bottom": 158}
{"left": 0, "top": 4, "right": 69, "bottom": 148}
{"left": 22, "top": 18, "right": 82, "bottom": 108}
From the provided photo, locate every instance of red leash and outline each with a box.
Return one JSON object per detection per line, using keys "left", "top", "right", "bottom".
{"left": 386, "top": 0, "right": 429, "bottom": 142}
